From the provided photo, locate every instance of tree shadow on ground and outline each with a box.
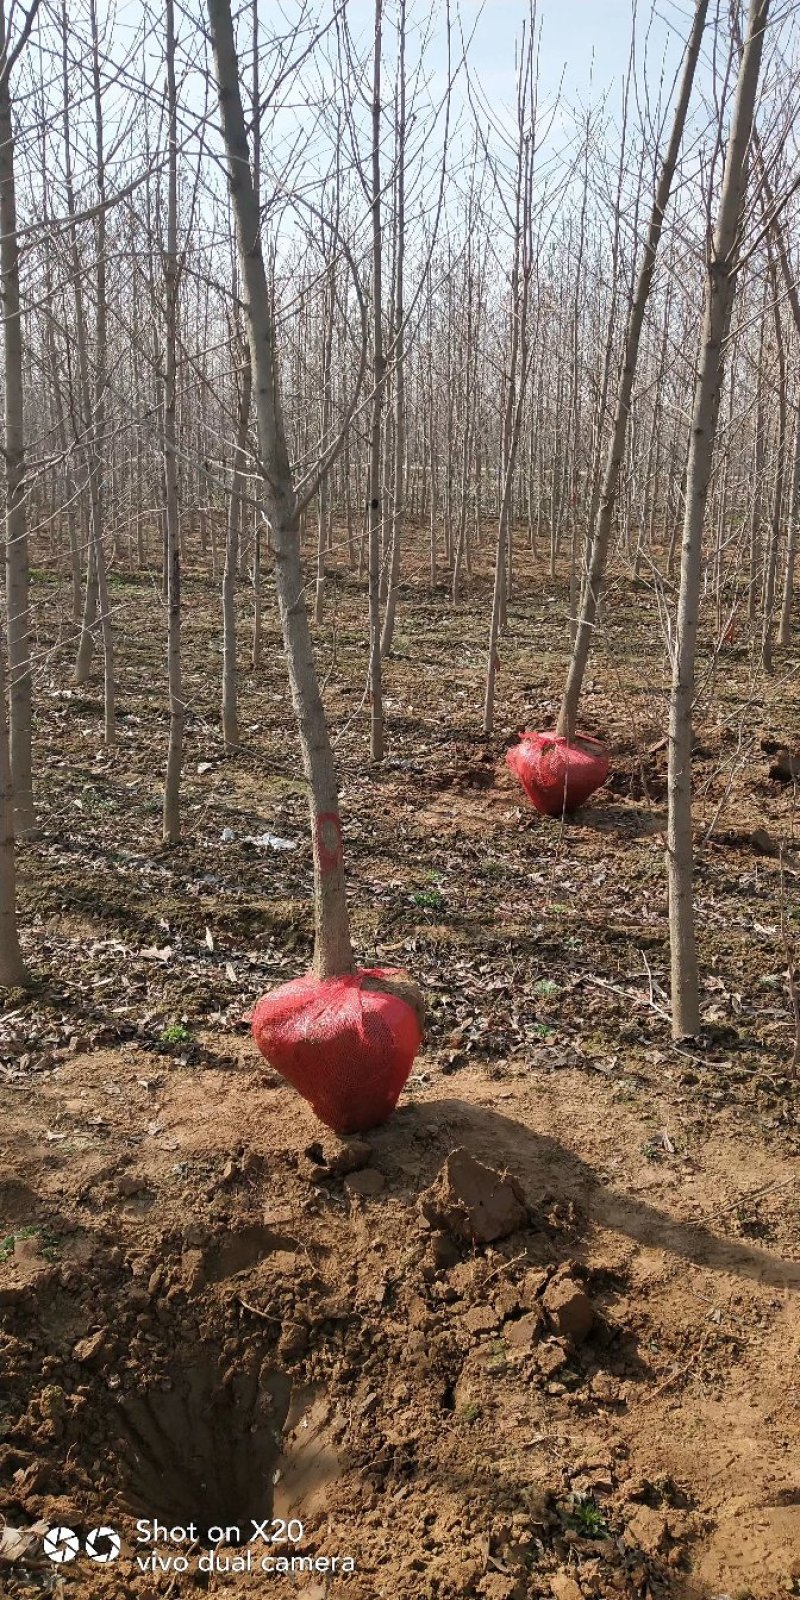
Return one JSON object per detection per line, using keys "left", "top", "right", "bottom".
{"left": 576, "top": 801, "right": 665, "bottom": 838}
{"left": 369, "top": 1097, "right": 800, "bottom": 1292}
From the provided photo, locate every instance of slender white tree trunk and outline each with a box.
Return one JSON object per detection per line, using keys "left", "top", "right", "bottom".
{"left": 368, "top": 0, "right": 385, "bottom": 760}
{"left": 778, "top": 405, "right": 800, "bottom": 647}
{"left": 314, "top": 258, "right": 336, "bottom": 626}
{"left": 380, "top": 0, "right": 406, "bottom": 659}
{"left": 755, "top": 151, "right": 800, "bottom": 650}
{"left": 483, "top": 25, "right": 535, "bottom": 736}
{"left": 63, "top": 0, "right": 109, "bottom": 731}
{"left": 0, "top": 0, "right": 34, "bottom": 833}
{"left": 162, "top": 0, "right": 183, "bottom": 842}
{"left": 207, "top": 0, "right": 353, "bottom": 979}
{"left": 252, "top": 488, "right": 262, "bottom": 668}
{"left": 747, "top": 297, "right": 767, "bottom": 623}
{"left": 85, "top": 0, "right": 115, "bottom": 742}
{"left": 557, "top": 0, "right": 709, "bottom": 741}
{"left": 667, "top": 0, "right": 770, "bottom": 1039}
{"left": 250, "top": 0, "right": 262, "bottom": 668}
{"left": 222, "top": 309, "right": 251, "bottom": 748}
{"left": 761, "top": 253, "right": 785, "bottom": 675}
{"left": 0, "top": 616, "right": 28, "bottom": 985}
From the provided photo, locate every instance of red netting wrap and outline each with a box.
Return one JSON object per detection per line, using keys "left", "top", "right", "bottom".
{"left": 506, "top": 731, "right": 609, "bottom": 816}
{"left": 251, "top": 966, "right": 423, "bottom": 1135}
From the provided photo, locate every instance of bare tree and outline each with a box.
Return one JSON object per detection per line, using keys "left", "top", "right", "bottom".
{"left": 557, "top": 0, "right": 709, "bottom": 742}
{"left": 0, "top": 615, "right": 28, "bottom": 984}
{"left": 206, "top": 0, "right": 355, "bottom": 978}
{"left": 0, "top": 0, "right": 38, "bottom": 833}
{"left": 779, "top": 402, "right": 800, "bottom": 647}
{"left": 667, "top": 0, "right": 770, "bottom": 1039}
{"left": 0, "top": 0, "right": 38, "bottom": 973}
{"left": 380, "top": 0, "right": 407, "bottom": 658}
{"left": 65, "top": 0, "right": 115, "bottom": 747}
{"left": 760, "top": 243, "right": 786, "bottom": 674}
{"left": 162, "top": 0, "right": 183, "bottom": 842}
{"left": 367, "top": 0, "right": 386, "bottom": 761}
{"left": 250, "top": 0, "right": 263, "bottom": 667}
{"left": 483, "top": 17, "right": 537, "bottom": 736}
{"left": 313, "top": 150, "right": 340, "bottom": 628}
{"left": 756, "top": 143, "right": 800, "bottom": 648}
{"left": 221, "top": 296, "right": 251, "bottom": 749}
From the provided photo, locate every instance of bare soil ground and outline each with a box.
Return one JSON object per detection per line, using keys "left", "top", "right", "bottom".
{"left": 1, "top": 547, "right": 799, "bottom": 1600}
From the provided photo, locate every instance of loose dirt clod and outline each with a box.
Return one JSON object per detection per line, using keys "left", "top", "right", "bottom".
{"left": 117, "top": 1173, "right": 145, "bottom": 1197}
{"left": 462, "top": 1303, "right": 499, "bottom": 1335}
{"left": 550, "top": 1575, "right": 583, "bottom": 1600}
{"left": 327, "top": 1138, "right": 373, "bottom": 1175}
{"left": 343, "top": 1167, "right": 385, "bottom": 1197}
{"left": 624, "top": 1504, "right": 670, "bottom": 1555}
{"left": 504, "top": 1309, "right": 544, "bottom": 1349}
{"left": 537, "top": 1342, "right": 569, "bottom": 1377}
{"left": 590, "top": 1372, "right": 621, "bottom": 1403}
{"left": 429, "top": 1231, "right": 462, "bottom": 1269}
{"left": 419, "top": 1148, "right": 529, "bottom": 1244}
{"left": 72, "top": 1329, "right": 108, "bottom": 1366}
{"left": 550, "top": 1576, "right": 583, "bottom": 1600}
{"left": 203, "top": 1222, "right": 294, "bottom": 1282}
{"left": 542, "top": 1276, "right": 595, "bottom": 1342}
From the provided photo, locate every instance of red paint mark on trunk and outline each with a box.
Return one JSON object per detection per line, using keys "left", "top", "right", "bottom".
{"left": 316, "top": 811, "right": 343, "bottom": 876}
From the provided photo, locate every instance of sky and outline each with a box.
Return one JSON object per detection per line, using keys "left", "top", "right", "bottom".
{"left": 339, "top": 0, "right": 694, "bottom": 114}
{"left": 460, "top": 0, "right": 686, "bottom": 98}
{"left": 35, "top": 0, "right": 795, "bottom": 250}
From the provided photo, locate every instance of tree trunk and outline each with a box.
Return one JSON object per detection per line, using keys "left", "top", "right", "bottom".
{"left": 222, "top": 320, "right": 251, "bottom": 747}
{"left": 207, "top": 0, "right": 353, "bottom": 980}
{"left": 162, "top": 0, "right": 183, "bottom": 843}
{"left": 63, "top": 0, "right": 110, "bottom": 729}
{"left": 368, "top": 0, "right": 385, "bottom": 759}
{"left": 557, "top": 0, "right": 709, "bottom": 741}
{"left": 0, "top": 0, "right": 34, "bottom": 833}
{"left": 0, "top": 617, "right": 29, "bottom": 985}
{"left": 761, "top": 252, "right": 786, "bottom": 675}
{"left": 667, "top": 0, "right": 769, "bottom": 1040}
{"left": 747, "top": 289, "right": 767, "bottom": 621}
{"left": 754, "top": 151, "right": 800, "bottom": 650}
{"left": 252, "top": 498, "right": 263, "bottom": 667}
{"left": 250, "top": 0, "right": 262, "bottom": 670}
{"left": 314, "top": 257, "right": 336, "bottom": 626}
{"left": 483, "top": 25, "right": 534, "bottom": 736}
{"left": 778, "top": 405, "right": 800, "bottom": 646}
{"left": 87, "top": 0, "right": 115, "bottom": 742}
{"left": 380, "top": 0, "right": 406, "bottom": 658}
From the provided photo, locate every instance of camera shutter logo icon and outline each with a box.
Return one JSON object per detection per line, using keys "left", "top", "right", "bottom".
{"left": 43, "top": 1527, "right": 80, "bottom": 1563}
{"left": 86, "top": 1527, "right": 121, "bottom": 1562}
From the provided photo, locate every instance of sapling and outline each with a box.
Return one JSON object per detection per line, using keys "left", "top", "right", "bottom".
{"left": 668, "top": 0, "right": 771, "bottom": 1038}
{"left": 206, "top": 0, "right": 424, "bottom": 1132}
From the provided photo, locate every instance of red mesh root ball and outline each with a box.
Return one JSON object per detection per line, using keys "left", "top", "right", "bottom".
{"left": 251, "top": 966, "right": 424, "bottom": 1135}
{"left": 507, "top": 730, "right": 609, "bottom": 816}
